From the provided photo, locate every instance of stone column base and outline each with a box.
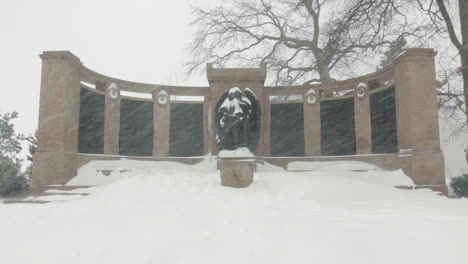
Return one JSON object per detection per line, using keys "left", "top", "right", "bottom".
{"left": 30, "top": 151, "right": 77, "bottom": 193}
{"left": 395, "top": 185, "right": 449, "bottom": 196}
{"left": 407, "top": 150, "right": 445, "bottom": 186}
{"left": 218, "top": 158, "right": 256, "bottom": 188}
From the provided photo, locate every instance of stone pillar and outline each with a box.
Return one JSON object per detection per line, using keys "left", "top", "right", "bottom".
{"left": 262, "top": 92, "right": 271, "bottom": 156}
{"left": 354, "top": 85, "right": 372, "bottom": 154}
{"left": 104, "top": 83, "right": 120, "bottom": 155}
{"left": 203, "top": 97, "right": 211, "bottom": 154}
{"left": 304, "top": 88, "right": 321, "bottom": 156}
{"left": 152, "top": 89, "right": 170, "bottom": 156}
{"left": 393, "top": 48, "right": 445, "bottom": 185}
{"left": 31, "top": 51, "right": 82, "bottom": 191}
{"left": 206, "top": 64, "right": 267, "bottom": 156}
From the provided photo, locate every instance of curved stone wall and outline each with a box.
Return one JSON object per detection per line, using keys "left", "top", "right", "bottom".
{"left": 31, "top": 49, "right": 446, "bottom": 192}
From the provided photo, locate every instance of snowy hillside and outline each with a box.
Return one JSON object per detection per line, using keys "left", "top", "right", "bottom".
{"left": 1, "top": 159, "right": 468, "bottom": 264}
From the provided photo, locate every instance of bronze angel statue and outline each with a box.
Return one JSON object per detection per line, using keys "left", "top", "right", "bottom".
{"left": 215, "top": 87, "right": 261, "bottom": 152}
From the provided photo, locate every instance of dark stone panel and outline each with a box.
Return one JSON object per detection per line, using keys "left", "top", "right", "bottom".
{"left": 170, "top": 104, "right": 204, "bottom": 157}
{"left": 320, "top": 98, "right": 356, "bottom": 155}
{"left": 370, "top": 87, "right": 398, "bottom": 153}
{"left": 119, "top": 99, "right": 153, "bottom": 156}
{"left": 78, "top": 88, "right": 105, "bottom": 154}
{"left": 270, "top": 103, "right": 305, "bottom": 157}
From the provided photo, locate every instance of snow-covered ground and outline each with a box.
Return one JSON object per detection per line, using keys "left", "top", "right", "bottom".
{"left": 1, "top": 159, "right": 468, "bottom": 264}
{"left": 440, "top": 118, "right": 468, "bottom": 179}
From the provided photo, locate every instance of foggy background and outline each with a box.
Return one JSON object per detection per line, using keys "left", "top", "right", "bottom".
{"left": 0, "top": 0, "right": 217, "bottom": 143}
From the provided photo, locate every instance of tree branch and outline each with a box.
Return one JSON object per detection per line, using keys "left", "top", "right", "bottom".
{"left": 435, "top": 0, "right": 462, "bottom": 49}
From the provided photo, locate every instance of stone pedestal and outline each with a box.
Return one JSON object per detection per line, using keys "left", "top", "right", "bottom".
{"left": 218, "top": 158, "right": 256, "bottom": 188}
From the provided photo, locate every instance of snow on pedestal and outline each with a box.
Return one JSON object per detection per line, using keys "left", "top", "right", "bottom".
{"left": 219, "top": 147, "right": 255, "bottom": 157}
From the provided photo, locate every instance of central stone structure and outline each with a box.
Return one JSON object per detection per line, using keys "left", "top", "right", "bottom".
{"left": 212, "top": 74, "right": 263, "bottom": 187}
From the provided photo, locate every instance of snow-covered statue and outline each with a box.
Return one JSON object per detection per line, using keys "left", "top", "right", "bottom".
{"left": 215, "top": 87, "right": 261, "bottom": 152}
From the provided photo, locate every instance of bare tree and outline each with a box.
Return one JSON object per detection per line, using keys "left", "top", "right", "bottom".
{"left": 379, "top": 37, "right": 407, "bottom": 68}
{"left": 417, "top": 0, "right": 468, "bottom": 126}
{"left": 188, "top": 0, "right": 421, "bottom": 85}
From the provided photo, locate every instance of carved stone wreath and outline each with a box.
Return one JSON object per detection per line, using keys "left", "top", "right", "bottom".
{"left": 157, "top": 89, "right": 169, "bottom": 105}
{"left": 355, "top": 82, "right": 368, "bottom": 99}
{"left": 107, "top": 82, "right": 119, "bottom": 100}
{"left": 306, "top": 89, "right": 318, "bottom": 105}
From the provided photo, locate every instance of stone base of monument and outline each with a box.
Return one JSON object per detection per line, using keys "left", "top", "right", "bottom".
{"left": 218, "top": 158, "right": 256, "bottom": 188}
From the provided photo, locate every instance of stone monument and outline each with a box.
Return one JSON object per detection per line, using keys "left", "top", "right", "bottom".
{"left": 215, "top": 87, "right": 261, "bottom": 188}
{"left": 31, "top": 49, "right": 447, "bottom": 194}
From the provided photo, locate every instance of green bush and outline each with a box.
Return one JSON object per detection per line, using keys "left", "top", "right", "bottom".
{"left": 450, "top": 174, "right": 468, "bottom": 197}
{"left": 0, "top": 157, "right": 28, "bottom": 196}
{"left": 23, "top": 132, "right": 37, "bottom": 179}
{"left": 0, "top": 111, "right": 30, "bottom": 196}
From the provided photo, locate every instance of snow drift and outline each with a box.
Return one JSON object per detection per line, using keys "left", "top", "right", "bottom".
{"left": 1, "top": 159, "right": 467, "bottom": 264}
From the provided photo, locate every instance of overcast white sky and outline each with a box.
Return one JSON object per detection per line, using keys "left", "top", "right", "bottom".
{"left": 0, "top": 0, "right": 219, "bottom": 138}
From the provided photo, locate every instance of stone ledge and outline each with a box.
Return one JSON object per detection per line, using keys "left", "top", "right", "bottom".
{"left": 395, "top": 185, "right": 448, "bottom": 196}
{"left": 40, "top": 51, "right": 82, "bottom": 63}
{"left": 207, "top": 63, "right": 267, "bottom": 83}
{"left": 3, "top": 200, "right": 50, "bottom": 205}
